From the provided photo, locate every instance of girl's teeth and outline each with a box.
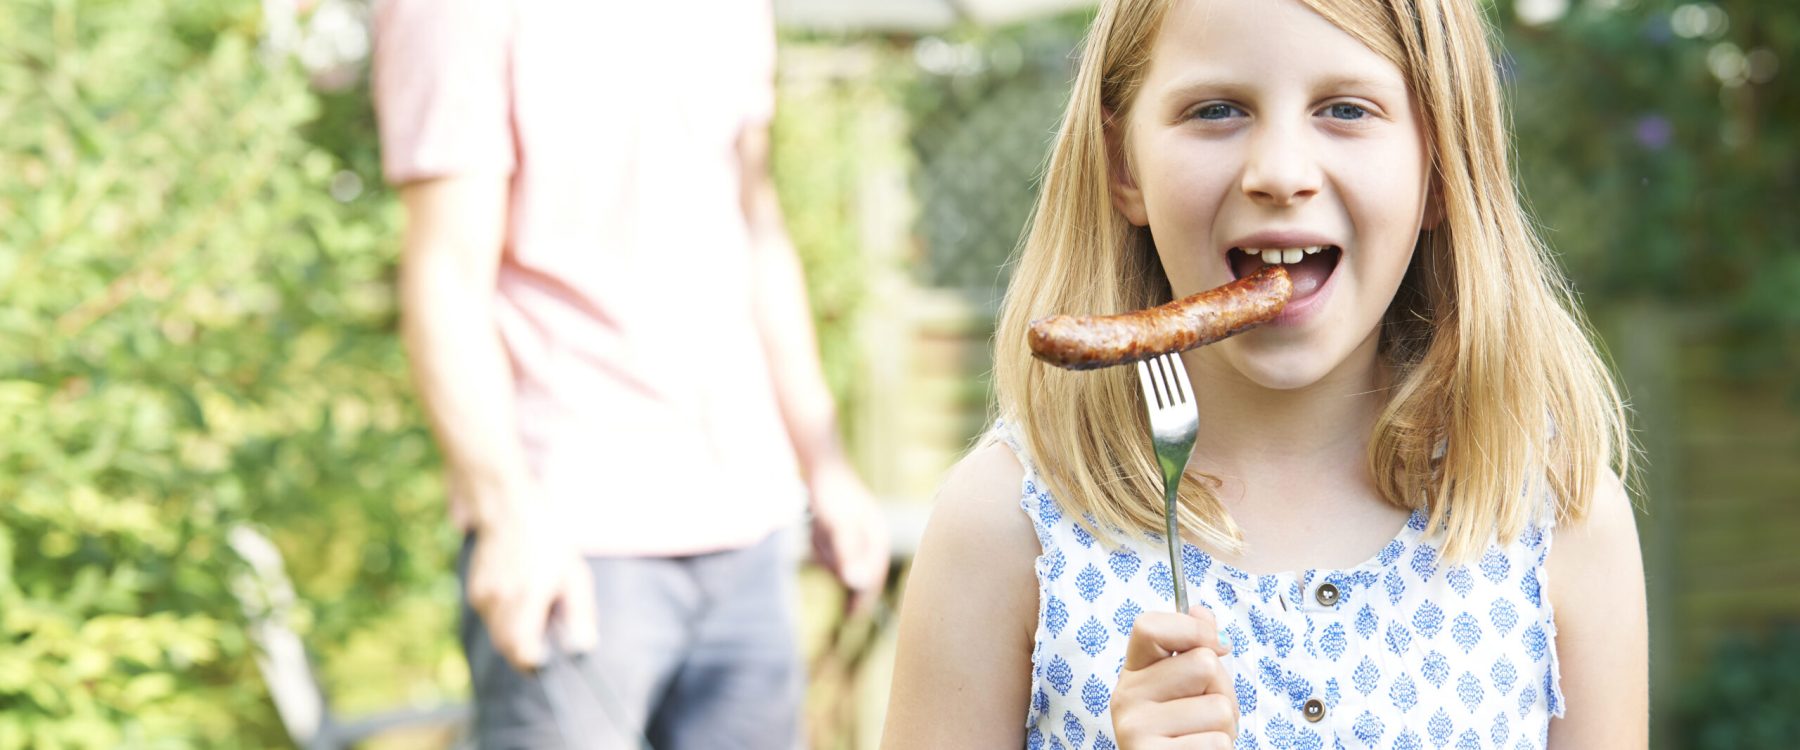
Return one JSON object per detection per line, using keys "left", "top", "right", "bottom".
{"left": 1245, "top": 246, "right": 1329, "bottom": 264}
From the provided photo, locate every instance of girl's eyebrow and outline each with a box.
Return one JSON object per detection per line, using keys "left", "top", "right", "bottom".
{"left": 1159, "top": 76, "right": 1253, "bottom": 103}
{"left": 1155, "top": 77, "right": 1256, "bottom": 117}
{"left": 1310, "top": 73, "right": 1408, "bottom": 97}
{"left": 1156, "top": 72, "right": 1408, "bottom": 104}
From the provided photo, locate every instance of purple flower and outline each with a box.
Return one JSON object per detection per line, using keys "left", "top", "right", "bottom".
{"left": 1635, "top": 115, "right": 1673, "bottom": 150}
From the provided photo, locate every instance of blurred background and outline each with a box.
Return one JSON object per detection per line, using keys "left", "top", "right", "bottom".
{"left": 2, "top": 0, "right": 1796, "bottom": 747}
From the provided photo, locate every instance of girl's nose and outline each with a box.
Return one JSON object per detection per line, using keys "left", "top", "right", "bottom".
{"left": 1240, "top": 126, "right": 1322, "bottom": 207}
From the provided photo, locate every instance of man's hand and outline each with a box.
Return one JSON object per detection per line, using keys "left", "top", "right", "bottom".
{"left": 807, "top": 468, "right": 890, "bottom": 617}
{"left": 737, "top": 117, "right": 889, "bottom": 618}
{"left": 466, "top": 506, "right": 599, "bottom": 673}
{"left": 1111, "top": 607, "right": 1240, "bottom": 749}
{"left": 395, "top": 174, "right": 587, "bottom": 673}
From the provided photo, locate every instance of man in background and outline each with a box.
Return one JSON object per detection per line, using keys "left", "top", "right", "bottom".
{"left": 371, "top": 1, "right": 890, "bottom": 746}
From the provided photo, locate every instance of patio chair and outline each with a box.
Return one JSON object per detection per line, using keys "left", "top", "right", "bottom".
{"left": 229, "top": 525, "right": 472, "bottom": 750}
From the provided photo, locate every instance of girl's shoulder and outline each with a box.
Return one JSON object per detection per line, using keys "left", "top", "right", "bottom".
{"left": 978, "top": 419, "right": 1067, "bottom": 535}
{"left": 1545, "top": 467, "right": 1637, "bottom": 612}
{"left": 884, "top": 436, "right": 1042, "bottom": 746}
{"left": 918, "top": 433, "right": 1040, "bottom": 573}
{"left": 936, "top": 436, "right": 1030, "bottom": 516}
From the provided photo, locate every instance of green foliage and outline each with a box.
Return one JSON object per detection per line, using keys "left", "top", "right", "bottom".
{"left": 770, "top": 40, "right": 915, "bottom": 421}
{"left": 1494, "top": 0, "right": 1800, "bottom": 377}
{"left": 1677, "top": 624, "right": 1800, "bottom": 748}
{"left": 0, "top": 0, "right": 451, "bottom": 745}
{"left": 0, "top": 9, "right": 923, "bottom": 747}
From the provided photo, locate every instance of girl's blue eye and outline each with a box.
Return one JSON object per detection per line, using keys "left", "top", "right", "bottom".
{"left": 1191, "top": 103, "right": 1241, "bottom": 120}
{"left": 1327, "top": 103, "right": 1369, "bottom": 120}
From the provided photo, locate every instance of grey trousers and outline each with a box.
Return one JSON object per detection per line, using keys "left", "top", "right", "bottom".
{"left": 457, "top": 529, "right": 804, "bottom": 750}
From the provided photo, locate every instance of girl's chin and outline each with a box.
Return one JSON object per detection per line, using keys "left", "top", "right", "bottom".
{"left": 1232, "top": 364, "right": 1333, "bottom": 392}
{"left": 1218, "top": 335, "right": 1377, "bottom": 392}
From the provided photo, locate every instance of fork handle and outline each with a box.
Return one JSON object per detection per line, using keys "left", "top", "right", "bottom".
{"left": 1164, "top": 488, "right": 1188, "bottom": 613}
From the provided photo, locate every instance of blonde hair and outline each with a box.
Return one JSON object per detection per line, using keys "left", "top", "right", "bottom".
{"left": 991, "top": 0, "right": 1631, "bottom": 562}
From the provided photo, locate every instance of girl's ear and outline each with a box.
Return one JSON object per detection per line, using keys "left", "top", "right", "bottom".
{"left": 1105, "top": 109, "right": 1150, "bottom": 227}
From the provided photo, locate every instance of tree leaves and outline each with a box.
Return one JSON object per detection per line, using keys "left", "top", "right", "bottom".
{"left": 0, "top": 1, "right": 447, "bottom": 745}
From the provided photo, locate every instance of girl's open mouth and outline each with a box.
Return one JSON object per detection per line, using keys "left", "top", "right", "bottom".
{"left": 1228, "top": 245, "right": 1341, "bottom": 299}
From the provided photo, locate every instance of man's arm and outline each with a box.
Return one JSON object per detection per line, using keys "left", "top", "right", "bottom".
{"left": 397, "top": 176, "right": 597, "bottom": 670}
{"left": 737, "top": 121, "right": 890, "bottom": 611}
{"left": 398, "top": 174, "right": 526, "bottom": 532}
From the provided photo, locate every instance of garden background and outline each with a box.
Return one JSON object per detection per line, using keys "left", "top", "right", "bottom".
{"left": 2, "top": 0, "right": 1796, "bottom": 747}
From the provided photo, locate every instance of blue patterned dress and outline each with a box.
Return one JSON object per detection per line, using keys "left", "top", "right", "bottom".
{"left": 999, "top": 427, "right": 1566, "bottom": 750}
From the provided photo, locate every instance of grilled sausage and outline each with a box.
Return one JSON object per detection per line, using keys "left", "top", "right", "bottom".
{"left": 1027, "top": 265, "right": 1293, "bottom": 370}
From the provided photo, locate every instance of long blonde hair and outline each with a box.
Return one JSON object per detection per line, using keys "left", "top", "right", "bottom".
{"left": 991, "top": 0, "right": 1631, "bottom": 562}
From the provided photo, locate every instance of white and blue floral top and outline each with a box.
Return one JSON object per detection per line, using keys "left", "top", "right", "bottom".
{"left": 999, "top": 426, "right": 1566, "bottom": 750}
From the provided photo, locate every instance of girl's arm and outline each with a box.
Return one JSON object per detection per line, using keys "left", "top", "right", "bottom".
{"left": 1546, "top": 470, "right": 1649, "bottom": 748}
{"left": 881, "top": 442, "right": 1041, "bottom": 748}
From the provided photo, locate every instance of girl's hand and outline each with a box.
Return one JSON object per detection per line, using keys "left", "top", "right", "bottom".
{"left": 1111, "top": 606, "right": 1239, "bottom": 749}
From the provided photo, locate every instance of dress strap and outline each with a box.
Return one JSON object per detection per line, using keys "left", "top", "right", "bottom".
{"left": 988, "top": 417, "right": 1041, "bottom": 477}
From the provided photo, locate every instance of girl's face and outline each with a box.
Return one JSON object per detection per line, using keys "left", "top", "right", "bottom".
{"left": 1110, "top": 0, "right": 1434, "bottom": 390}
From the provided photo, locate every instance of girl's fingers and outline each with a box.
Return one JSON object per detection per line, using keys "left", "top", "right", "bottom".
{"left": 1159, "top": 734, "right": 1238, "bottom": 750}
{"left": 1187, "top": 606, "right": 1231, "bottom": 656}
{"left": 1144, "top": 693, "right": 1239, "bottom": 739}
{"left": 1130, "top": 643, "right": 1232, "bottom": 702}
{"left": 1114, "top": 691, "right": 1239, "bottom": 748}
{"left": 1123, "top": 608, "right": 1227, "bottom": 671}
{"left": 1114, "top": 608, "right": 1240, "bottom": 749}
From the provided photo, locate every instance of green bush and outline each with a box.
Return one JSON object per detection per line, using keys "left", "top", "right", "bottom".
{"left": 769, "top": 39, "right": 916, "bottom": 431}
{"left": 0, "top": 1, "right": 452, "bottom": 746}
{"left": 1677, "top": 624, "right": 1800, "bottom": 748}
{"left": 1496, "top": 0, "right": 1800, "bottom": 377}
{"left": 0, "top": 6, "right": 919, "bottom": 746}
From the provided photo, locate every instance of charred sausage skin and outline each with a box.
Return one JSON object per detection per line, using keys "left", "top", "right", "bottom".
{"left": 1027, "top": 265, "right": 1293, "bottom": 370}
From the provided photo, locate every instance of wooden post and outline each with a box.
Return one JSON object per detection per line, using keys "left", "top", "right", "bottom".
{"left": 850, "top": 83, "right": 914, "bottom": 506}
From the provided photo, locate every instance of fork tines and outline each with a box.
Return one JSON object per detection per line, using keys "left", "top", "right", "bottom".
{"left": 1136, "top": 353, "right": 1192, "bottom": 410}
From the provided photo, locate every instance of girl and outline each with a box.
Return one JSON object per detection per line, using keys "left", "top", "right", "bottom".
{"left": 881, "top": 0, "right": 1647, "bottom": 748}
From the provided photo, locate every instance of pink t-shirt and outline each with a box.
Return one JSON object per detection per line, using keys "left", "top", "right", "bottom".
{"left": 372, "top": 0, "right": 805, "bottom": 556}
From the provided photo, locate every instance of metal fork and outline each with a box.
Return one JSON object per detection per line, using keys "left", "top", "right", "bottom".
{"left": 1136, "top": 352, "right": 1199, "bottom": 613}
